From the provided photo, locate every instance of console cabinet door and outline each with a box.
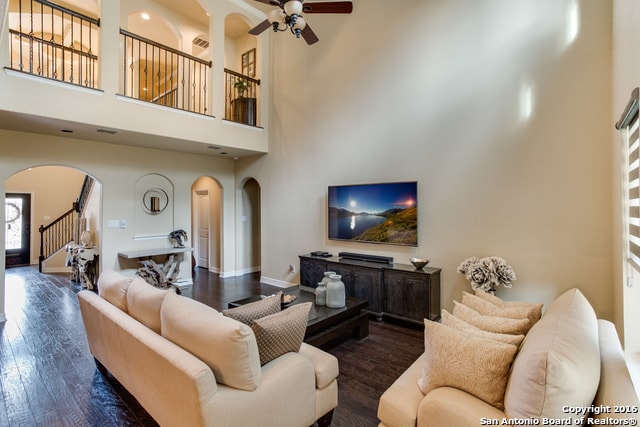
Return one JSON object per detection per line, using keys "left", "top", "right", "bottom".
{"left": 299, "top": 257, "right": 326, "bottom": 288}
{"left": 384, "top": 271, "right": 429, "bottom": 322}
{"left": 326, "top": 263, "right": 382, "bottom": 313}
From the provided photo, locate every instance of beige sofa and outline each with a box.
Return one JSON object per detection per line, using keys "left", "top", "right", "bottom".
{"left": 78, "top": 270, "right": 339, "bottom": 427}
{"left": 378, "top": 288, "right": 640, "bottom": 427}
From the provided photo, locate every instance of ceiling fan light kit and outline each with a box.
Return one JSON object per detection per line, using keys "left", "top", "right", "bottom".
{"left": 249, "top": 0, "right": 353, "bottom": 45}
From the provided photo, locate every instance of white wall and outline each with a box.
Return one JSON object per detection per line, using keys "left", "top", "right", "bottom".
{"left": 237, "top": 0, "right": 615, "bottom": 319}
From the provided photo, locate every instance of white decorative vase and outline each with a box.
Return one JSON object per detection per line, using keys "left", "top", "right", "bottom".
{"left": 315, "top": 282, "right": 327, "bottom": 306}
{"left": 326, "top": 274, "right": 346, "bottom": 308}
{"left": 80, "top": 230, "right": 92, "bottom": 247}
{"left": 321, "top": 271, "right": 336, "bottom": 285}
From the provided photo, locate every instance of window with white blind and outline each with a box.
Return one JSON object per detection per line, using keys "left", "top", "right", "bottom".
{"left": 617, "top": 87, "right": 640, "bottom": 270}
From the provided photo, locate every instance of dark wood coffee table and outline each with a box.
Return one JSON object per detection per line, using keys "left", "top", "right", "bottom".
{"left": 228, "top": 286, "right": 369, "bottom": 348}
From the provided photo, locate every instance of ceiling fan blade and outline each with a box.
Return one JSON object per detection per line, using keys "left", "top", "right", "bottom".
{"left": 249, "top": 19, "right": 272, "bottom": 35}
{"left": 302, "top": 1, "right": 353, "bottom": 14}
{"left": 301, "top": 24, "right": 319, "bottom": 45}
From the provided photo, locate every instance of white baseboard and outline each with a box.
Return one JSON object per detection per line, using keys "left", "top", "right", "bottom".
{"left": 219, "top": 266, "right": 261, "bottom": 278}
{"left": 41, "top": 266, "right": 72, "bottom": 274}
{"left": 260, "top": 276, "right": 296, "bottom": 288}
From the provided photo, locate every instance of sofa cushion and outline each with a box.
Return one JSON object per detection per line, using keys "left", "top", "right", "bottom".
{"left": 418, "top": 320, "right": 518, "bottom": 409}
{"left": 474, "top": 290, "right": 543, "bottom": 323}
{"left": 97, "top": 270, "right": 133, "bottom": 312}
{"left": 504, "top": 288, "right": 600, "bottom": 424}
{"left": 252, "top": 302, "right": 312, "bottom": 365}
{"left": 161, "top": 292, "right": 262, "bottom": 391}
{"left": 441, "top": 310, "right": 524, "bottom": 347}
{"left": 126, "top": 278, "right": 173, "bottom": 334}
{"left": 461, "top": 292, "right": 539, "bottom": 333}
{"left": 222, "top": 292, "right": 282, "bottom": 325}
{"left": 452, "top": 301, "right": 529, "bottom": 335}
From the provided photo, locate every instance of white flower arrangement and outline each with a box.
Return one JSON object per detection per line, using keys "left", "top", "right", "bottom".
{"left": 457, "top": 256, "right": 517, "bottom": 292}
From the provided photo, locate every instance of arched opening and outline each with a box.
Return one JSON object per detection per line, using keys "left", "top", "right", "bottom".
{"left": 4, "top": 164, "right": 102, "bottom": 279}
{"left": 238, "top": 177, "right": 261, "bottom": 275}
{"left": 224, "top": 13, "right": 261, "bottom": 126}
{"left": 191, "top": 176, "right": 222, "bottom": 273}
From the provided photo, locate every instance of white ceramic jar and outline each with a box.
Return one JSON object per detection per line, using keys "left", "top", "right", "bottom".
{"left": 326, "top": 274, "right": 346, "bottom": 308}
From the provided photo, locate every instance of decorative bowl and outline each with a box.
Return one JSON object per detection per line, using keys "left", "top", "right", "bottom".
{"left": 410, "top": 257, "right": 429, "bottom": 270}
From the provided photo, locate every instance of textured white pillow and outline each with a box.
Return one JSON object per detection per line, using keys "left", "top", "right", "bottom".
{"left": 452, "top": 301, "right": 529, "bottom": 335}
{"left": 441, "top": 310, "right": 525, "bottom": 347}
{"left": 462, "top": 292, "right": 538, "bottom": 333}
{"left": 418, "top": 320, "right": 518, "bottom": 408}
{"left": 474, "top": 290, "right": 543, "bottom": 323}
{"left": 504, "top": 288, "right": 600, "bottom": 424}
{"left": 161, "top": 292, "right": 261, "bottom": 391}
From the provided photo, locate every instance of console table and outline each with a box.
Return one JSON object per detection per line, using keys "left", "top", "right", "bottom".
{"left": 118, "top": 247, "right": 193, "bottom": 289}
{"left": 299, "top": 254, "right": 441, "bottom": 325}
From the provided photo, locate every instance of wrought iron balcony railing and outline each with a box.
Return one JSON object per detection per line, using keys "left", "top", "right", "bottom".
{"left": 120, "top": 29, "right": 212, "bottom": 116}
{"left": 224, "top": 68, "right": 261, "bottom": 126}
{"left": 8, "top": 0, "right": 100, "bottom": 88}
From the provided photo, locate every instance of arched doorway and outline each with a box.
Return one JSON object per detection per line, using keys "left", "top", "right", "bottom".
{"left": 191, "top": 176, "right": 222, "bottom": 272}
{"left": 5, "top": 165, "right": 102, "bottom": 273}
{"left": 238, "top": 178, "right": 261, "bottom": 275}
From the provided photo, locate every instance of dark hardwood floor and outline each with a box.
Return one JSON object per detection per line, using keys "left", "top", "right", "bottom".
{"left": 0, "top": 266, "right": 424, "bottom": 426}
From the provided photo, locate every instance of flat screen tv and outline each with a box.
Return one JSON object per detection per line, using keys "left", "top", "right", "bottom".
{"left": 328, "top": 181, "right": 418, "bottom": 246}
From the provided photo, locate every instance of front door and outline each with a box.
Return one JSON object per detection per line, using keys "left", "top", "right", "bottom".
{"left": 5, "top": 193, "right": 31, "bottom": 267}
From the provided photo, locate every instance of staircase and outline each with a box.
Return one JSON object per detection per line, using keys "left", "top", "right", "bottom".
{"left": 38, "top": 176, "right": 95, "bottom": 272}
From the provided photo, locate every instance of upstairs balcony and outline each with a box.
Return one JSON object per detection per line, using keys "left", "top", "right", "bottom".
{"left": 1, "top": 0, "right": 268, "bottom": 158}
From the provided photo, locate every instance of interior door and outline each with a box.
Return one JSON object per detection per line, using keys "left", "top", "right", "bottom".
{"left": 196, "top": 190, "right": 209, "bottom": 268}
{"left": 5, "top": 193, "right": 31, "bottom": 267}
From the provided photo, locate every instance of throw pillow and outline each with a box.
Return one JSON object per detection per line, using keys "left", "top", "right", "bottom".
{"left": 441, "top": 309, "right": 525, "bottom": 347}
{"left": 251, "top": 302, "right": 312, "bottom": 365}
{"left": 126, "top": 278, "right": 174, "bottom": 334}
{"left": 461, "top": 292, "right": 538, "bottom": 333}
{"left": 417, "top": 320, "right": 518, "bottom": 409}
{"left": 160, "top": 292, "right": 262, "bottom": 391}
{"left": 452, "top": 301, "right": 529, "bottom": 335}
{"left": 474, "top": 290, "right": 543, "bottom": 323}
{"left": 504, "top": 288, "right": 600, "bottom": 424}
{"left": 222, "top": 292, "right": 282, "bottom": 325}
{"left": 97, "top": 270, "right": 133, "bottom": 312}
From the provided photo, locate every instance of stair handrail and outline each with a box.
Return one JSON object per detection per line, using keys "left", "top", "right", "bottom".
{"left": 38, "top": 203, "right": 78, "bottom": 272}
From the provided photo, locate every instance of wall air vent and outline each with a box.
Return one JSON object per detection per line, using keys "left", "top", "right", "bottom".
{"left": 96, "top": 128, "right": 118, "bottom": 134}
{"left": 193, "top": 36, "right": 209, "bottom": 49}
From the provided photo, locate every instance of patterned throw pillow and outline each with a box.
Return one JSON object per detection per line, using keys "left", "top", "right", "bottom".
{"left": 474, "top": 290, "right": 543, "bottom": 323}
{"left": 462, "top": 292, "right": 539, "bottom": 333}
{"left": 251, "top": 302, "right": 312, "bottom": 365}
{"left": 418, "top": 320, "right": 518, "bottom": 408}
{"left": 222, "top": 292, "right": 282, "bottom": 325}
{"left": 441, "top": 309, "right": 525, "bottom": 347}
{"left": 452, "top": 301, "right": 529, "bottom": 335}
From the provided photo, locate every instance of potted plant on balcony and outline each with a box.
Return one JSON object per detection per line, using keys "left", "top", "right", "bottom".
{"left": 232, "top": 78, "right": 256, "bottom": 126}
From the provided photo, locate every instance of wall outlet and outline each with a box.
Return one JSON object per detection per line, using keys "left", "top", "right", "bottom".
{"left": 120, "top": 219, "right": 127, "bottom": 229}
{"left": 289, "top": 264, "right": 296, "bottom": 273}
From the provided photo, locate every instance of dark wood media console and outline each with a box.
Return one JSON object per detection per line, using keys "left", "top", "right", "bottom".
{"left": 299, "top": 253, "right": 441, "bottom": 325}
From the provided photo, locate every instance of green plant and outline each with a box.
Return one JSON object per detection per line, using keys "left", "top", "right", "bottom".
{"left": 234, "top": 79, "right": 249, "bottom": 97}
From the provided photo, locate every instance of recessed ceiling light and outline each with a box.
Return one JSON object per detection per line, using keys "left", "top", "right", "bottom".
{"left": 207, "top": 145, "right": 222, "bottom": 150}
{"left": 220, "top": 152, "right": 228, "bottom": 155}
{"left": 141, "top": 12, "right": 150, "bottom": 20}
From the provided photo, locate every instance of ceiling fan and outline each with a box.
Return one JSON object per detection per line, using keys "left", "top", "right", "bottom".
{"left": 249, "top": 1, "right": 353, "bottom": 45}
